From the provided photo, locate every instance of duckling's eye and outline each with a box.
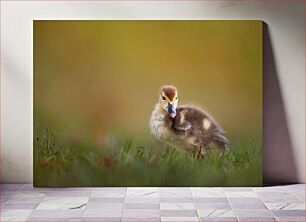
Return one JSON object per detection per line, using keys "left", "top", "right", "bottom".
{"left": 176, "top": 97, "right": 178, "bottom": 100}
{"left": 162, "top": 96, "right": 166, "bottom": 100}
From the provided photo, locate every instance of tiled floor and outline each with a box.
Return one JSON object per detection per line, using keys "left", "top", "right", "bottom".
{"left": 0, "top": 184, "right": 305, "bottom": 222}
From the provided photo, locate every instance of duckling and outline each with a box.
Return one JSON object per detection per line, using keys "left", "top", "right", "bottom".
{"left": 149, "top": 85, "right": 230, "bottom": 157}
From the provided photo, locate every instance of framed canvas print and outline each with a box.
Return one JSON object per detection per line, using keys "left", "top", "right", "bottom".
{"left": 34, "top": 20, "right": 262, "bottom": 186}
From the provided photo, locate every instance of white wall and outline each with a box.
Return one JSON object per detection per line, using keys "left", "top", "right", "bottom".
{"left": 1, "top": 1, "right": 304, "bottom": 183}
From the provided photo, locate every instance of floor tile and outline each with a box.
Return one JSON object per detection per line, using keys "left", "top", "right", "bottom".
{"left": 27, "top": 217, "right": 83, "bottom": 221}
{"left": 1, "top": 196, "right": 10, "bottom": 205}
{"left": 160, "top": 203, "right": 196, "bottom": 210}
{"left": 160, "top": 190, "right": 192, "bottom": 198}
{"left": 160, "top": 197, "right": 194, "bottom": 203}
{"left": 161, "top": 209, "right": 198, "bottom": 217}
{"left": 272, "top": 209, "right": 305, "bottom": 217}
{"left": 253, "top": 186, "right": 289, "bottom": 193}
{"left": 20, "top": 184, "right": 50, "bottom": 191}
{"left": 192, "top": 188, "right": 225, "bottom": 197}
{"left": 195, "top": 197, "right": 228, "bottom": 203}
{"left": 222, "top": 188, "right": 253, "bottom": 192}
{"left": 0, "top": 209, "right": 32, "bottom": 221}
{"left": 196, "top": 203, "right": 231, "bottom": 209}
{"left": 225, "top": 191, "right": 257, "bottom": 198}
{"left": 29, "top": 209, "right": 84, "bottom": 217}
{"left": 126, "top": 188, "right": 158, "bottom": 198}
{"left": 191, "top": 188, "right": 222, "bottom": 191}
{"left": 125, "top": 197, "right": 159, "bottom": 203}
{"left": 257, "top": 192, "right": 301, "bottom": 203}
{"left": 160, "top": 187, "right": 191, "bottom": 192}
{"left": 125, "top": 203, "right": 159, "bottom": 209}
{"left": 198, "top": 209, "right": 235, "bottom": 217}
{"left": 122, "top": 209, "right": 160, "bottom": 217}
{"left": 89, "top": 197, "right": 124, "bottom": 203}
{"left": 200, "top": 217, "right": 238, "bottom": 222}
{"left": 86, "top": 202, "right": 123, "bottom": 209}
{"left": 256, "top": 192, "right": 291, "bottom": 197}
{"left": 83, "top": 208, "right": 123, "bottom": 217}
{"left": 91, "top": 187, "right": 126, "bottom": 192}
{"left": 1, "top": 183, "right": 306, "bottom": 222}
{"left": 44, "top": 188, "right": 93, "bottom": 192}
{"left": 122, "top": 217, "right": 161, "bottom": 221}
{"left": 36, "top": 196, "right": 88, "bottom": 210}
{"left": 265, "top": 202, "right": 305, "bottom": 210}
{"left": 234, "top": 209, "right": 274, "bottom": 218}
{"left": 291, "top": 191, "right": 305, "bottom": 201}
{"left": 230, "top": 202, "right": 266, "bottom": 209}
{"left": 10, "top": 191, "right": 45, "bottom": 199}
{"left": 1, "top": 184, "right": 24, "bottom": 191}
{"left": 261, "top": 197, "right": 302, "bottom": 204}
{"left": 21, "top": 185, "right": 91, "bottom": 193}
{"left": 286, "top": 184, "right": 305, "bottom": 191}
{"left": 83, "top": 217, "right": 121, "bottom": 222}
{"left": 162, "top": 216, "right": 199, "bottom": 222}
{"left": 228, "top": 198, "right": 262, "bottom": 204}
{"left": 44, "top": 191, "right": 92, "bottom": 197}
{"left": 237, "top": 218, "right": 277, "bottom": 222}
{"left": 91, "top": 190, "right": 125, "bottom": 198}
{"left": 7, "top": 197, "right": 44, "bottom": 204}
{"left": 2, "top": 203, "right": 39, "bottom": 209}
{"left": 276, "top": 217, "right": 306, "bottom": 222}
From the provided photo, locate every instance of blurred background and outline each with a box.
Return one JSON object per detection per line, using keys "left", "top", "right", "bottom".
{"left": 34, "top": 20, "right": 262, "bottom": 151}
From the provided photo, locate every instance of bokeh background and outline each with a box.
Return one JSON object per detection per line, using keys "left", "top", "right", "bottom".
{"left": 34, "top": 20, "right": 262, "bottom": 186}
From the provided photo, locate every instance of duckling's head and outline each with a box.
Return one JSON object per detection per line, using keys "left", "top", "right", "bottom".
{"left": 159, "top": 85, "right": 178, "bottom": 118}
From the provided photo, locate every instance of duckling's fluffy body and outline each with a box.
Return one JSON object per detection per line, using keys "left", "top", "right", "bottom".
{"left": 150, "top": 85, "right": 229, "bottom": 155}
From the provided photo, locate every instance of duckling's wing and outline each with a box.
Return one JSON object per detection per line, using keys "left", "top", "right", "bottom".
{"left": 172, "top": 108, "right": 192, "bottom": 132}
{"left": 173, "top": 121, "right": 191, "bottom": 131}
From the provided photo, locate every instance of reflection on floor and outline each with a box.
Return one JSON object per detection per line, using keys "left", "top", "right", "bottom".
{"left": 0, "top": 184, "right": 305, "bottom": 221}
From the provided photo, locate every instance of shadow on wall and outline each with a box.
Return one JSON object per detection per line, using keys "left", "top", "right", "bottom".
{"left": 263, "top": 23, "right": 298, "bottom": 184}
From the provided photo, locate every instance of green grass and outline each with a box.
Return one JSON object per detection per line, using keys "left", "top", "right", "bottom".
{"left": 33, "top": 129, "right": 262, "bottom": 187}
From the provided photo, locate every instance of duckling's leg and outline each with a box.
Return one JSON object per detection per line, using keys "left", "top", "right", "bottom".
{"left": 193, "top": 145, "right": 201, "bottom": 159}
{"left": 201, "top": 146, "right": 209, "bottom": 156}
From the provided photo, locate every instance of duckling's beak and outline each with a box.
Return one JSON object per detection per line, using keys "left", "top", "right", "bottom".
{"left": 167, "top": 103, "right": 176, "bottom": 118}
